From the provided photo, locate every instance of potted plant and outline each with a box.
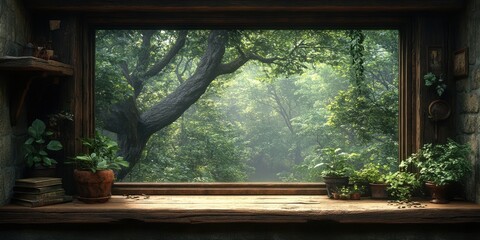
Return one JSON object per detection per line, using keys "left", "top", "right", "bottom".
{"left": 23, "top": 119, "right": 63, "bottom": 177}
{"left": 403, "top": 139, "right": 471, "bottom": 203}
{"left": 314, "top": 148, "right": 355, "bottom": 198}
{"left": 385, "top": 171, "right": 420, "bottom": 201}
{"left": 70, "top": 132, "right": 129, "bottom": 203}
{"left": 337, "top": 186, "right": 351, "bottom": 200}
{"left": 351, "top": 163, "right": 390, "bottom": 198}
{"left": 349, "top": 184, "right": 363, "bottom": 200}
{"left": 332, "top": 185, "right": 363, "bottom": 200}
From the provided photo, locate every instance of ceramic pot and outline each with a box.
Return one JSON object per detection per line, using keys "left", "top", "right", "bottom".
{"left": 350, "top": 192, "right": 361, "bottom": 200}
{"left": 323, "top": 176, "right": 349, "bottom": 198}
{"left": 370, "top": 183, "right": 389, "bottom": 199}
{"left": 425, "top": 182, "right": 451, "bottom": 204}
{"left": 73, "top": 169, "right": 114, "bottom": 203}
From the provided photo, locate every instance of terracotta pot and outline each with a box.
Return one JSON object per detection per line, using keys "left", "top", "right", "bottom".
{"left": 370, "top": 183, "right": 389, "bottom": 199}
{"left": 323, "top": 176, "right": 349, "bottom": 198}
{"left": 350, "top": 192, "right": 361, "bottom": 200}
{"left": 73, "top": 169, "right": 114, "bottom": 203}
{"left": 425, "top": 182, "right": 451, "bottom": 204}
{"left": 26, "top": 166, "right": 56, "bottom": 178}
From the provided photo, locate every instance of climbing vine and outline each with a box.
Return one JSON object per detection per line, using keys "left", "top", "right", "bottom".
{"left": 348, "top": 30, "right": 366, "bottom": 94}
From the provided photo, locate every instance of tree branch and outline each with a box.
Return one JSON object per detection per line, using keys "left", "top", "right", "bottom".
{"left": 119, "top": 60, "right": 133, "bottom": 86}
{"left": 134, "top": 30, "right": 155, "bottom": 75}
{"left": 140, "top": 30, "right": 228, "bottom": 135}
{"left": 216, "top": 52, "right": 280, "bottom": 76}
{"left": 142, "top": 30, "right": 188, "bottom": 79}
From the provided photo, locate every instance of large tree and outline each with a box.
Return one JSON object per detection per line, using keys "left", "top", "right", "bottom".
{"left": 96, "top": 30, "right": 316, "bottom": 179}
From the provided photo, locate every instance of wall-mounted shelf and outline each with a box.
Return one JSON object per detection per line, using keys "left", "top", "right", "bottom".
{"left": 0, "top": 56, "right": 73, "bottom": 76}
{"left": 0, "top": 56, "right": 74, "bottom": 125}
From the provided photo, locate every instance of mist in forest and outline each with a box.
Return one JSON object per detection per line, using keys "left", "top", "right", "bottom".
{"left": 94, "top": 29, "right": 399, "bottom": 182}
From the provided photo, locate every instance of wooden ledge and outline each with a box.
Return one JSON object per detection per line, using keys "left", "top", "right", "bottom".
{"left": 113, "top": 182, "right": 327, "bottom": 195}
{"left": 1, "top": 195, "right": 480, "bottom": 225}
{"left": 0, "top": 56, "right": 74, "bottom": 76}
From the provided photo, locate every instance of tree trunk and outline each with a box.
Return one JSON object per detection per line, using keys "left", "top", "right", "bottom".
{"left": 109, "top": 30, "right": 228, "bottom": 180}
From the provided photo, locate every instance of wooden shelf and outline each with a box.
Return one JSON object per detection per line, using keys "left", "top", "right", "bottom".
{"left": 0, "top": 56, "right": 74, "bottom": 125}
{"left": 1, "top": 195, "right": 480, "bottom": 224}
{"left": 0, "top": 56, "right": 73, "bottom": 76}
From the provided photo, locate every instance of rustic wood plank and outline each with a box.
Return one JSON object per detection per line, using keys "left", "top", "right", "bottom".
{"left": 1, "top": 195, "right": 480, "bottom": 224}
{"left": 0, "top": 56, "right": 73, "bottom": 76}
{"left": 113, "top": 183, "right": 327, "bottom": 195}
{"left": 23, "top": 0, "right": 465, "bottom": 13}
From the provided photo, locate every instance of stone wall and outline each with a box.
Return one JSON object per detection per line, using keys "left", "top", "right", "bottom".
{"left": 456, "top": 0, "right": 480, "bottom": 203}
{"left": 0, "top": 0, "right": 29, "bottom": 205}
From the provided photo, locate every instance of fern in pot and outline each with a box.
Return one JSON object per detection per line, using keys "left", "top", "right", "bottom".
{"left": 69, "top": 132, "right": 129, "bottom": 203}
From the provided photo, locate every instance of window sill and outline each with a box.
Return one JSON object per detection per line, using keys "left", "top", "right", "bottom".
{"left": 1, "top": 195, "right": 480, "bottom": 224}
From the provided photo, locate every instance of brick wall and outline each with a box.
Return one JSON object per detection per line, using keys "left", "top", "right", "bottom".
{"left": 0, "top": 0, "right": 28, "bottom": 205}
{"left": 456, "top": 0, "right": 480, "bottom": 203}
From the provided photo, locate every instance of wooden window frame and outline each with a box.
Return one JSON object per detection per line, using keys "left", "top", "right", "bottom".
{"left": 76, "top": 6, "right": 421, "bottom": 196}
{"left": 89, "top": 25, "right": 408, "bottom": 195}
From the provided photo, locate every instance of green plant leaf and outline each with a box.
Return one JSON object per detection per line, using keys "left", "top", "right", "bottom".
{"left": 29, "top": 119, "right": 46, "bottom": 138}
{"left": 24, "top": 137, "right": 34, "bottom": 145}
{"left": 47, "top": 140, "right": 63, "bottom": 151}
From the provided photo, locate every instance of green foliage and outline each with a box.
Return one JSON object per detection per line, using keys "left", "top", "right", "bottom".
{"left": 327, "top": 30, "right": 398, "bottom": 151}
{"left": 95, "top": 29, "right": 400, "bottom": 182}
{"left": 385, "top": 171, "right": 420, "bottom": 201}
{"left": 23, "top": 119, "right": 63, "bottom": 168}
{"left": 424, "top": 72, "right": 446, "bottom": 97}
{"left": 336, "top": 184, "right": 364, "bottom": 199}
{"left": 351, "top": 163, "right": 390, "bottom": 184}
{"left": 313, "top": 148, "right": 357, "bottom": 177}
{"left": 71, "top": 132, "right": 129, "bottom": 173}
{"left": 125, "top": 96, "right": 251, "bottom": 182}
{"left": 402, "top": 139, "right": 471, "bottom": 186}
{"left": 348, "top": 30, "right": 366, "bottom": 93}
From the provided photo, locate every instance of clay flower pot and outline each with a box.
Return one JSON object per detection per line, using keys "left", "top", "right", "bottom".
{"left": 323, "top": 176, "right": 349, "bottom": 198}
{"left": 73, "top": 169, "right": 114, "bottom": 203}
{"left": 370, "top": 183, "right": 389, "bottom": 199}
{"left": 425, "top": 182, "right": 451, "bottom": 204}
{"left": 350, "top": 192, "right": 361, "bottom": 200}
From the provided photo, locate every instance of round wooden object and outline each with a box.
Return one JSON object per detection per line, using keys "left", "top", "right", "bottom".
{"left": 428, "top": 99, "right": 451, "bottom": 121}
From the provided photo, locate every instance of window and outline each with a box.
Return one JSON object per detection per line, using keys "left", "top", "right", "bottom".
{"left": 94, "top": 29, "right": 399, "bottom": 184}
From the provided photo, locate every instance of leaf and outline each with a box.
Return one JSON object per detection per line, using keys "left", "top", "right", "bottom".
{"left": 43, "top": 157, "right": 52, "bottom": 166}
{"left": 24, "top": 137, "right": 34, "bottom": 145}
{"left": 47, "top": 140, "right": 63, "bottom": 151}
{"left": 97, "top": 160, "right": 108, "bottom": 169}
{"left": 29, "top": 119, "right": 46, "bottom": 137}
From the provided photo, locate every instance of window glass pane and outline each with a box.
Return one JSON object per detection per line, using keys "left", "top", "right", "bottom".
{"left": 95, "top": 30, "right": 399, "bottom": 182}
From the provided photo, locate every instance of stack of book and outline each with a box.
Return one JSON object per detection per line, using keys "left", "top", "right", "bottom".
{"left": 12, "top": 177, "right": 72, "bottom": 207}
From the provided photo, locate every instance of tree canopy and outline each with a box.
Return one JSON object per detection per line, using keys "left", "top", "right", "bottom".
{"left": 95, "top": 29, "right": 399, "bottom": 182}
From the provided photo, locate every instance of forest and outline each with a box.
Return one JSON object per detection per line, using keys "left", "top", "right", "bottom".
{"left": 94, "top": 29, "right": 399, "bottom": 182}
